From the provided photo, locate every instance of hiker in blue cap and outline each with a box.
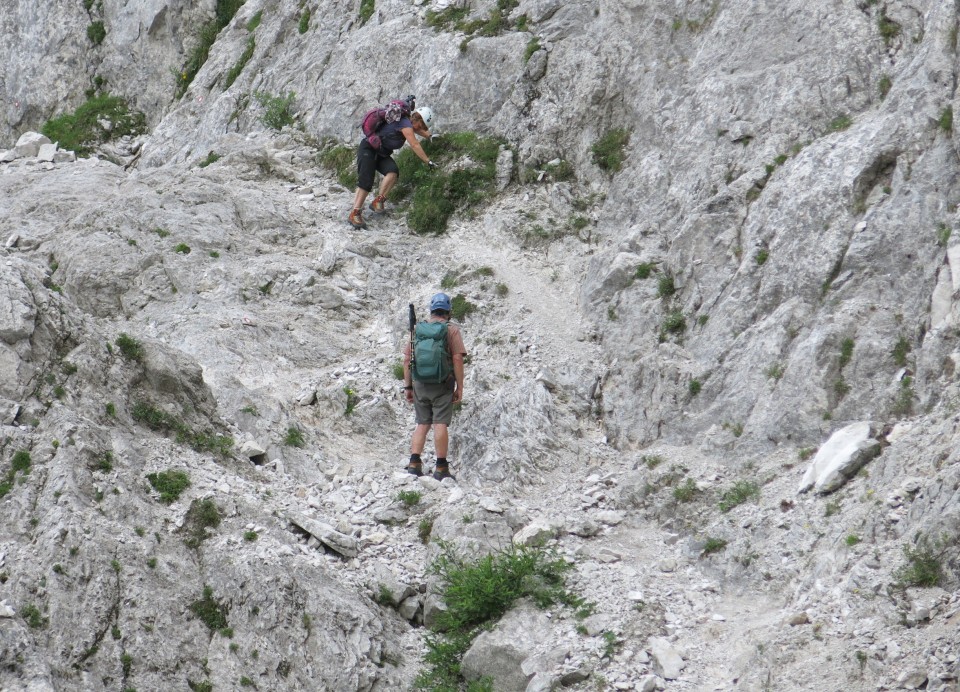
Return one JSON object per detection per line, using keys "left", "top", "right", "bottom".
{"left": 402, "top": 292, "right": 467, "bottom": 480}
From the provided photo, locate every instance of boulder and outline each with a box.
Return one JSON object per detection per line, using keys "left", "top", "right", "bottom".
{"left": 461, "top": 602, "right": 553, "bottom": 691}
{"left": 647, "top": 637, "right": 685, "bottom": 680}
{"left": 13, "top": 132, "right": 51, "bottom": 158}
{"left": 287, "top": 513, "right": 359, "bottom": 558}
{"left": 798, "top": 422, "right": 882, "bottom": 494}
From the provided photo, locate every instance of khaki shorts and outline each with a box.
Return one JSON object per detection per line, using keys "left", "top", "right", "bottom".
{"left": 413, "top": 379, "right": 455, "bottom": 425}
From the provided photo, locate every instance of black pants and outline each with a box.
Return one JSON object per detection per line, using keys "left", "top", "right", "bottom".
{"left": 357, "top": 139, "right": 400, "bottom": 192}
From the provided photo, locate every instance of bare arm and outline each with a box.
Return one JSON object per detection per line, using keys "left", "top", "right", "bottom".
{"left": 401, "top": 126, "right": 430, "bottom": 163}
{"left": 452, "top": 353, "right": 464, "bottom": 403}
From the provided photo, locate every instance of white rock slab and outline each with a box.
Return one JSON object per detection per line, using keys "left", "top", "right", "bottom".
{"left": 798, "top": 421, "right": 881, "bottom": 494}
{"left": 647, "top": 637, "right": 685, "bottom": 679}
{"left": 14, "top": 132, "right": 51, "bottom": 158}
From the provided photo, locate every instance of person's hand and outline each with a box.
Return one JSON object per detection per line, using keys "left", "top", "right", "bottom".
{"left": 405, "top": 388, "right": 414, "bottom": 403}
{"left": 427, "top": 160, "right": 437, "bottom": 170}
{"left": 452, "top": 385, "right": 462, "bottom": 404}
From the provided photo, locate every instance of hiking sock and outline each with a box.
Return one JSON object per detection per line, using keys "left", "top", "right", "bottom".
{"left": 409, "top": 454, "right": 422, "bottom": 465}
{"left": 435, "top": 457, "right": 447, "bottom": 469}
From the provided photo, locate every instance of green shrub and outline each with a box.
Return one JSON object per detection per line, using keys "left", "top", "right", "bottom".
{"left": 392, "top": 132, "right": 503, "bottom": 235}
{"left": 591, "top": 128, "right": 630, "bottom": 173}
{"left": 688, "top": 379, "right": 702, "bottom": 396}
{"left": 718, "top": 480, "right": 760, "bottom": 512}
{"left": 359, "top": 0, "right": 375, "bottom": 24}
{"left": 418, "top": 517, "right": 434, "bottom": 544}
{"left": 246, "top": 10, "right": 262, "bottom": 31}
{"left": 845, "top": 535, "right": 861, "bottom": 546}
{"left": 878, "top": 74, "right": 892, "bottom": 99}
{"left": 284, "top": 426, "right": 305, "bottom": 448}
{"left": 661, "top": 310, "right": 686, "bottom": 335}
{"left": 877, "top": 11, "right": 900, "bottom": 43}
{"left": 392, "top": 361, "right": 405, "bottom": 380}
{"left": 839, "top": 337, "right": 855, "bottom": 369}
{"left": 828, "top": 114, "right": 852, "bottom": 132}
{"left": 395, "top": 490, "right": 422, "bottom": 507}
{"left": 894, "top": 537, "right": 944, "bottom": 587}
{"left": 176, "top": 0, "right": 246, "bottom": 96}
{"left": 416, "top": 542, "right": 575, "bottom": 690}
{"left": 131, "top": 402, "right": 234, "bottom": 455}
{"left": 189, "top": 585, "right": 230, "bottom": 631}
{"left": 94, "top": 451, "right": 113, "bottom": 473}
{"left": 87, "top": 21, "right": 106, "bottom": 45}
{"left": 183, "top": 498, "right": 222, "bottom": 548}
{"left": 298, "top": 7, "right": 311, "bottom": 33}
{"left": 755, "top": 248, "right": 769, "bottom": 265}
{"left": 892, "top": 336, "right": 911, "bottom": 367}
{"left": 892, "top": 376, "right": 914, "bottom": 416}
{"left": 702, "top": 537, "right": 728, "bottom": 556}
{"left": 937, "top": 223, "right": 952, "bottom": 246}
{"left": 41, "top": 94, "right": 146, "bottom": 156}
{"left": 318, "top": 141, "right": 357, "bottom": 189}
{"left": 672, "top": 478, "right": 698, "bottom": 503}
{"left": 174, "top": 243, "right": 191, "bottom": 254}
{"left": 115, "top": 333, "right": 144, "bottom": 362}
{"left": 146, "top": 470, "right": 191, "bottom": 504}
{"left": 21, "top": 603, "right": 46, "bottom": 629}
{"left": 198, "top": 151, "right": 220, "bottom": 168}
{"left": 254, "top": 91, "right": 296, "bottom": 130}
{"left": 344, "top": 386, "right": 359, "bottom": 415}
{"left": 657, "top": 274, "right": 676, "bottom": 298}
{"left": 523, "top": 37, "right": 541, "bottom": 62}
{"left": 244, "top": 530, "right": 258, "bottom": 541}
{"left": 635, "top": 263, "right": 655, "bottom": 279}
{"left": 451, "top": 294, "right": 477, "bottom": 321}
{"left": 225, "top": 36, "right": 255, "bottom": 88}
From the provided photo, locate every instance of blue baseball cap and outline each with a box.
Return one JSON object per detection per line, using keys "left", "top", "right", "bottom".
{"left": 430, "top": 293, "right": 452, "bottom": 312}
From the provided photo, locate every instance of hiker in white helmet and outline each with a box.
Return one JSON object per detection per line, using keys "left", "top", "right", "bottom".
{"left": 348, "top": 103, "right": 436, "bottom": 229}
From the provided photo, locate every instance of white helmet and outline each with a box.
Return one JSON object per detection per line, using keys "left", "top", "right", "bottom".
{"left": 415, "top": 106, "right": 434, "bottom": 129}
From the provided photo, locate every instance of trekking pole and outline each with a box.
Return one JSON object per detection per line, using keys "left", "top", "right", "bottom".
{"left": 407, "top": 303, "right": 417, "bottom": 389}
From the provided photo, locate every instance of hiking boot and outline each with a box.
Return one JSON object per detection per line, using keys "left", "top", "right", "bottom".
{"left": 433, "top": 466, "right": 455, "bottom": 481}
{"left": 406, "top": 463, "right": 423, "bottom": 477}
{"left": 348, "top": 208, "right": 367, "bottom": 229}
{"left": 369, "top": 195, "right": 387, "bottom": 213}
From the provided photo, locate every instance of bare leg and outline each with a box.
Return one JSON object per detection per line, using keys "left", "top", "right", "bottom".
{"left": 433, "top": 424, "right": 449, "bottom": 458}
{"left": 411, "top": 423, "right": 430, "bottom": 455}
{"left": 377, "top": 172, "right": 398, "bottom": 199}
{"left": 352, "top": 187, "right": 369, "bottom": 210}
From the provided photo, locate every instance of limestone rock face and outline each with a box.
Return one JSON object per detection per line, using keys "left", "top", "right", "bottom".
{"left": 3, "top": 1, "right": 960, "bottom": 691}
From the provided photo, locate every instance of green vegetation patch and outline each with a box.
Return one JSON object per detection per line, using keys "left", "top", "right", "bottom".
{"left": 894, "top": 536, "right": 946, "bottom": 587}
{"left": 591, "top": 128, "right": 631, "bottom": 173}
{"left": 415, "top": 542, "right": 575, "bottom": 690}
{"left": 41, "top": 94, "right": 146, "bottom": 156}
{"left": 298, "top": 7, "right": 311, "bottom": 33}
{"left": 146, "top": 469, "right": 191, "bottom": 504}
{"left": 132, "top": 402, "right": 234, "bottom": 455}
{"left": 0, "top": 450, "right": 32, "bottom": 499}
{"left": 255, "top": 91, "right": 296, "bottom": 130}
{"left": 718, "top": 480, "right": 760, "bottom": 512}
{"left": 392, "top": 132, "right": 504, "bottom": 234}
{"left": 175, "top": 0, "right": 247, "bottom": 97}
{"left": 359, "top": 0, "right": 375, "bottom": 25}
{"left": 183, "top": 498, "right": 223, "bottom": 548}
{"left": 115, "top": 333, "right": 143, "bottom": 361}
{"left": 318, "top": 140, "right": 357, "bottom": 189}
{"left": 189, "top": 585, "right": 230, "bottom": 631}
{"left": 87, "top": 21, "right": 106, "bottom": 45}
{"left": 426, "top": 0, "right": 518, "bottom": 38}
{"left": 225, "top": 36, "right": 256, "bottom": 88}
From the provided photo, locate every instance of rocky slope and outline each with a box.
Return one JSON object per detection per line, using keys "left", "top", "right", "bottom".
{"left": 1, "top": 0, "right": 959, "bottom": 690}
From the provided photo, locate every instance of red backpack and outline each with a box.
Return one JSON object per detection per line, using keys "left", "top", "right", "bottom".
{"left": 359, "top": 96, "right": 415, "bottom": 149}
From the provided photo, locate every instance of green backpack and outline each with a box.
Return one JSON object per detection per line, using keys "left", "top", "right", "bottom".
{"left": 412, "top": 321, "right": 453, "bottom": 383}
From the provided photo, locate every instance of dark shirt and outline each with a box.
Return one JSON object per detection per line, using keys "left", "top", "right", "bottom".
{"left": 377, "top": 117, "right": 412, "bottom": 154}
